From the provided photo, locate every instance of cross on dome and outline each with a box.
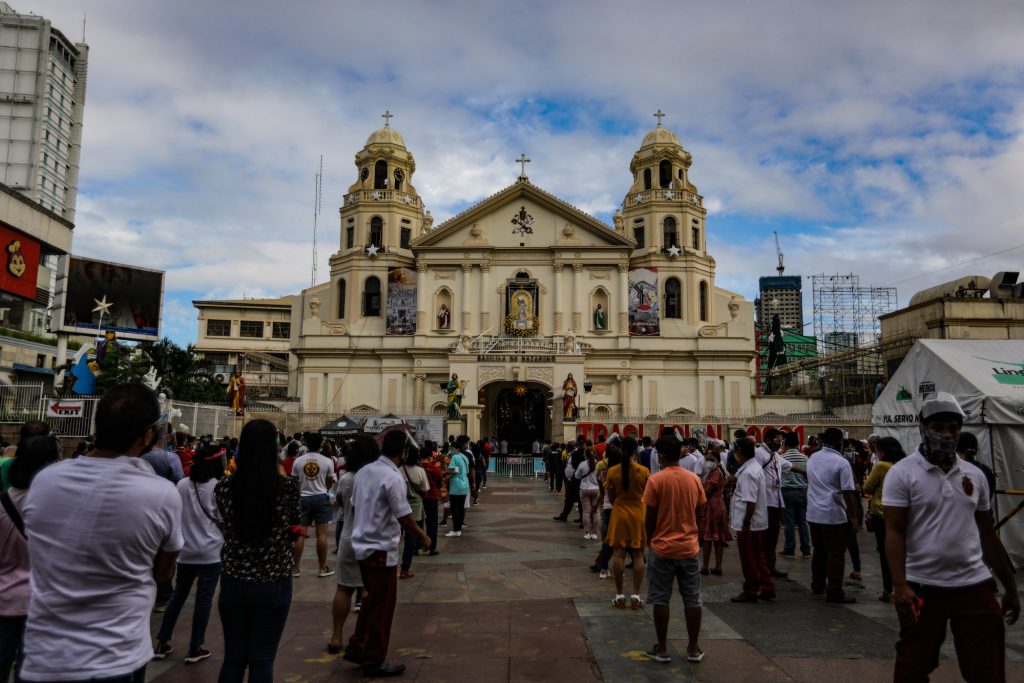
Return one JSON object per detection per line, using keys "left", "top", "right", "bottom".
{"left": 653, "top": 109, "right": 666, "bottom": 127}
{"left": 381, "top": 110, "right": 394, "bottom": 127}
{"left": 516, "top": 153, "right": 531, "bottom": 180}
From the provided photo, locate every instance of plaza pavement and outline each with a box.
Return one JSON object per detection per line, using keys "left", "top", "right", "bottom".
{"left": 148, "top": 476, "right": 1024, "bottom": 682}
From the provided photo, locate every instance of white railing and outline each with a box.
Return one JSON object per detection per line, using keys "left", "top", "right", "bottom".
{"left": 624, "top": 189, "right": 703, "bottom": 207}
{"left": 343, "top": 189, "right": 422, "bottom": 208}
{"left": 467, "top": 335, "right": 591, "bottom": 355}
{"left": 491, "top": 455, "right": 545, "bottom": 478}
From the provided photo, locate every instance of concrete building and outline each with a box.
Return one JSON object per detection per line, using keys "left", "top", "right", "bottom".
{"left": 283, "top": 116, "right": 757, "bottom": 446}
{"left": 193, "top": 296, "right": 293, "bottom": 399}
{"left": 756, "top": 275, "right": 803, "bottom": 330}
{"left": 0, "top": 2, "right": 87, "bottom": 222}
{"left": 0, "top": 180, "right": 73, "bottom": 388}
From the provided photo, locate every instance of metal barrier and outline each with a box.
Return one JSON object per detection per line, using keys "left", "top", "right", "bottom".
{"left": 491, "top": 456, "right": 545, "bottom": 478}
{"left": 0, "top": 383, "right": 44, "bottom": 423}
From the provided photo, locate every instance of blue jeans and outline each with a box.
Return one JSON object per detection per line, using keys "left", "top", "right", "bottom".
{"left": 156, "top": 562, "right": 221, "bottom": 649}
{"left": 781, "top": 488, "right": 811, "bottom": 555}
{"left": 218, "top": 575, "right": 292, "bottom": 683}
{"left": 401, "top": 519, "right": 423, "bottom": 571}
{"left": 0, "top": 614, "right": 26, "bottom": 682}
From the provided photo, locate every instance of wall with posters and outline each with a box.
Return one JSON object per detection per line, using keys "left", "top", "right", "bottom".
{"left": 385, "top": 266, "right": 417, "bottom": 335}
{"left": 628, "top": 266, "right": 659, "bottom": 336}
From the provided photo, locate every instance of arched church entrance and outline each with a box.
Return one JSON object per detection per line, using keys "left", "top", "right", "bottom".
{"left": 480, "top": 381, "right": 551, "bottom": 453}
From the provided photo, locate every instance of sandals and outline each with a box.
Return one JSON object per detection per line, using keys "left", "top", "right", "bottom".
{"left": 612, "top": 594, "right": 627, "bottom": 609}
{"left": 630, "top": 594, "right": 645, "bottom": 609}
{"left": 687, "top": 649, "right": 705, "bottom": 663}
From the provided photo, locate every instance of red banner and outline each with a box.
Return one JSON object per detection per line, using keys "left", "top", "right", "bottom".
{"left": 576, "top": 422, "right": 806, "bottom": 445}
{"left": 0, "top": 222, "right": 40, "bottom": 300}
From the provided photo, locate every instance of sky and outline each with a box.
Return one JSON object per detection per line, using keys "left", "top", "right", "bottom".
{"left": 30, "top": 0, "right": 1024, "bottom": 344}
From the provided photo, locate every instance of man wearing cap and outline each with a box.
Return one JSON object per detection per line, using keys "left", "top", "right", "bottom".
{"left": 883, "top": 392, "right": 1019, "bottom": 682}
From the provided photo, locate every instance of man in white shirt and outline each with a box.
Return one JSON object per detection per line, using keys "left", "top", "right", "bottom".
{"left": 806, "top": 427, "right": 859, "bottom": 603}
{"left": 20, "top": 384, "right": 183, "bottom": 682}
{"left": 345, "top": 431, "right": 431, "bottom": 678}
{"left": 729, "top": 439, "right": 775, "bottom": 603}
{"left": 291, "top": 432, "right": 337, "bottom": 578}
{"left": 883, "top": 393, "right": 1019, "bottom": 682}
{"left": 680, "top": 438, "right": 706, "bottom": 478}
{"left": 755, "top": 428, "right": 791, "bottom": 579}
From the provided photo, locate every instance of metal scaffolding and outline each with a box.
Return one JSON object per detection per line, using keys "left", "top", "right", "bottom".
{"left": 811, "top": 274, "right": 897, "bottom": 353}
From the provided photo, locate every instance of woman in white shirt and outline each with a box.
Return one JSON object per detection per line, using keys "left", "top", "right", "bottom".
{"left": 153, "top": 445, "right": 225, "bottom": 665}
{"left": 576, "top": 448, "right": 601, "bottom": 540}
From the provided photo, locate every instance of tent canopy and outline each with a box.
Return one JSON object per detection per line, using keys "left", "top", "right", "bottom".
{"left": 318, "top": 414, "right": 365, "bottom": 437}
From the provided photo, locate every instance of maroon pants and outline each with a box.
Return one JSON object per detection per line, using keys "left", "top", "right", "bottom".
{"left": 736, "top": 529, "right": 775, "bottom": 597}
{"left": 346, "top": 551, "right": 398, "bottom": 667}
{"left": 765, "top": 507, "right": 782, "bottom": 572}
{"left": 894, "top": 581, "right": 1005, "bottom": 683}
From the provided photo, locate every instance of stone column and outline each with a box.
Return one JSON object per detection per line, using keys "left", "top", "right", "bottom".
{"left": 416, "top": 258, "right": 427, "bottom": 334}
{"left": 617, "top": 374, "right": 632, "bottom": 416}
{"left": 479, "top": 262, "right": 491, "bottom": 333}
{"left": 618, "top": 263, "right": 629, "bottom": 335}
{"left": 553, "top": 263, "right": 564, "bottom": 333}
{"left": 461, "top": 264, "right": 473, "bottom": 333}
{"left": 572, "top": 263, "right": 584, "bottom": 333}
{"left": 414, "top": 373, "right": 426, "bottom": 413}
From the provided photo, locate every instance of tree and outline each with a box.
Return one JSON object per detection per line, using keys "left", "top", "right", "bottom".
{"left": 96, "top": 337, "right": 227, "bottom": 404}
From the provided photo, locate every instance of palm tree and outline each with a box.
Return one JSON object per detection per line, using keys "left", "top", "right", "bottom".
{"left": 97, "top": 338, "right": 227, "bottom": 404}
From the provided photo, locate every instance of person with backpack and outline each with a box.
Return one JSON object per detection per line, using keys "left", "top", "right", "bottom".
{"left": 399, "top": 445, "right": 429, "bottom": 579}
{"left": 152, "top": 444, "right": 226, "bottom": 664}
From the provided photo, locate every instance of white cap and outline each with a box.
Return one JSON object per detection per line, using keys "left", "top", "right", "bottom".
{"left": 920, "top": 391, "right": 965, "bottom": 421}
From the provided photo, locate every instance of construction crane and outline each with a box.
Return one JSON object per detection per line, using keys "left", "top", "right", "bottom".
{"left": 774, "top": 231, "right": 784, "bottom": 275}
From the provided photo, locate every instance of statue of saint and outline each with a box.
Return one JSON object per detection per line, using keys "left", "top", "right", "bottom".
{"left": 437, "top": 303, "right": 451, "bottom": 329}
{"left": 227, "top": 369, "right": 247, "bottom": 416}
{"left": 446, "top": 373, "right": 465, "bottom": 420}
{"left": 561, "top": 373, "right": 578, "bottom": 421}
{"left": 593, "top": 303, "right": 606, "bottom": 330}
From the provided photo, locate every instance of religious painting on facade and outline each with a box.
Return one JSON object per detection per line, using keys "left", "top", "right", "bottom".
{"left": 504, "top": 279, "right": 539, "bottom": 336}
{"left": 385, "top": 266, "right": 417, "bottom": 335}
{"left": 628, "top": 266, "right": 660, "bottom": 336}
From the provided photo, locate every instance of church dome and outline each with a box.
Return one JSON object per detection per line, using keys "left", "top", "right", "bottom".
{"left": 365, "top": 126, "right": 407, "bottom": 148}
{"left": 640, "top": 125, "right": 682, "bottom": 149}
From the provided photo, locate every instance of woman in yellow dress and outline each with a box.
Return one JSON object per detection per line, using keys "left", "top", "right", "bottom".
{"left": 603, "top": 436, "right": 649, "bottom": 609}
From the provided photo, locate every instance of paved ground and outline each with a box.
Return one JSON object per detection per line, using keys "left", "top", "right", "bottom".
{"left": 148, "top": 477, "right": 1024, "bottom": 682}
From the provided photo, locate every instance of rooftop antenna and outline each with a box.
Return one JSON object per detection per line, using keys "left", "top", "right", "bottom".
{"left": 81, "top": 12, "right": 86, "bottom": 42}
{"left": 774, "top": 231, "right": 784, "bottom": 275}
{"left": 311, "top": 155, "right": 323, "bottom": 286}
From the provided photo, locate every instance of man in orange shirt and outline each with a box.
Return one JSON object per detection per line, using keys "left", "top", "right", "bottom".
{"left": 642, "top": 435, "right": 707, "bottom": 665}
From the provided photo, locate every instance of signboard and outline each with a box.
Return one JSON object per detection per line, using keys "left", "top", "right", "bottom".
{"left": 0, "top": 221, "right": 41, "bottom": 300}
{"left": 575, "top": 421, "right": 806, "bottom": 445}
{"left": 385, "top": 266, "right": 417, "bottom": 335}
{"left": 46, "top": 398, "right": 85, "bottom": 418}
{"left": 53, "top": 256, "right": 164, "bottom": 341}
{"left": 628, "top": 266, "right": 659, "bottom": 336}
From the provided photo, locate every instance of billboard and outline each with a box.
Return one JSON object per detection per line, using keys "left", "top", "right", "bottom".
{"left": 53, "top": 256, "right": 164, "bottom": 341}
{"left": 385, "top": 266, "right": 416, "bottom": 335}
{"left": 0, "top": 221, "right": 41, "bottom": 301}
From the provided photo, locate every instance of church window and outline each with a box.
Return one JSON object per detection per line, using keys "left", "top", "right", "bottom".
{"left": 369, "top": 216, "right": 383, "bottom": 247}
{"left": 663, "top": 216, "right": 678, "bottom": 248}
{"left": 337, "top": 279, "right": 346, "bottom": 318}
{"left": 634, "top": 226, "right": 645, "bottom": 248}
{"left": 373, "top": 160, "right": 388, "bottom": 189}
{"left": 643, "top": 168, "right": 652, "bottom": 190}
{"left": 665, "top": 278, "right": 681, "bottom": 319}
{"left": 363, "top": 277, "right": 381, "bottom": 317}
{"left": 394, "top": 168, "right": 405, "bottom": 191}
{"left": 699, "top": 281, "right": 709, "bottom": 322}
{"left": 692, "top": 226, "right": 700, "bottom": 250}
{"left": 659, "top": 160, "right": 672, "bottom": 189}
{"left": 346, "top": 226, "right": 354, "bottom": 249}
{"left": 400, "top": 227, "right": 411, "bottom": 249}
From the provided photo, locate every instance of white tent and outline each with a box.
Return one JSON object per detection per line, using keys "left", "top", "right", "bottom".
{"left": 873, "top": 339, "right": 1024, "bottom": 567}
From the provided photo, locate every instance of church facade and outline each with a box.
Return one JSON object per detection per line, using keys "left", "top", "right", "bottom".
{"left": 288, "top": 116, "right": 756, "bottom": 445}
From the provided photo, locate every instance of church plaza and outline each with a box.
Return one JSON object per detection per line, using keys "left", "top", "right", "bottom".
{"left": 146, "top": 475, "right": 1024, "bottom": 683}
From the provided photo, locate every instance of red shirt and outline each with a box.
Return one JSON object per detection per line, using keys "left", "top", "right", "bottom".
{"left": 282, "top": 456, "right": 298, "bottom": 477}
{"left": 421, "top": 459, "right": 443, "bottom": 501}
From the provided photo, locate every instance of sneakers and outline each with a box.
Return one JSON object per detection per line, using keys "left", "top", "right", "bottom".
{"left": 599, "top": 569, "right": 610, "bottom": 579}
{"left": 444, "top": 530, "right": 461, "bottom": 537}
{"left": 184, "top": 647, "right": 212, "bottom": 664}
{"left": 152, "top": 643, "right": 172, "bottom": 660}
{"left": 318, "top": 568, "right": 335, "bottom": 578}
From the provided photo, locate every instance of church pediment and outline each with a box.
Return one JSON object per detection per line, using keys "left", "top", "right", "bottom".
{"left": 412, "top": 180, "right": 635, "bottom": 250}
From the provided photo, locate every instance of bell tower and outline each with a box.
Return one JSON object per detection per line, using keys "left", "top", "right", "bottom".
{"left": 621, "top": 111, "right": 716, "bottom": 326}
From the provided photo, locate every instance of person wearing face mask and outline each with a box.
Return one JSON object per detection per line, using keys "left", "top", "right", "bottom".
{"left": 806, "top": 427, "right": 859, "bottom": 604}
{"left": 19, "top": 384, "right": 184, "bottom": 683}
{"left": 882, "top": 392, "right": 1019, "bottom": 682}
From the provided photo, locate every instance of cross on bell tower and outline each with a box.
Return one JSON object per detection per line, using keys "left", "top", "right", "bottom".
{"left": 516, "top": 153, "right": 531, "bottom": 181}
{"left": 653, "top": 109, "right": 666, "bottom": 127}
{"left": 381, "top": 110, "right": 394, "bottom": 127}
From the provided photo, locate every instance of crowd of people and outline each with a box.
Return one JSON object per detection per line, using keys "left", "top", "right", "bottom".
{"left": 541, "top": 392, "right": 1020, "bottom": 677}
{"left": 0, "top": 383, "right": 1019, "bottom": 681}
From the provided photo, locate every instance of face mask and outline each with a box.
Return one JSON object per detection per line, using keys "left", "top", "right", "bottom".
{"left": 704, "top": 460, "right": 718, "bottom": 475}
{"left": 920, "top": 426, "right": 958, "bottom": 469}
